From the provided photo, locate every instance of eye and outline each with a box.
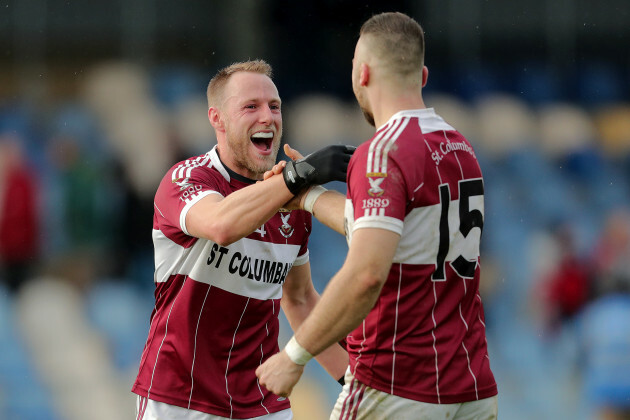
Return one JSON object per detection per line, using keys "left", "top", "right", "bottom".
{"left": 245, "top": 104, "right": 256, "bottom": 109}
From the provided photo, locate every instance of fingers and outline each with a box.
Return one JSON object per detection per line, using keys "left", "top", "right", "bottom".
{"left": 264, "top": 161, "right": 287, "bottom": 180}
{"left": 255, "top": 352, "right": 303, "bottom": 398}
{"left": 284, "top": 144, "right": 304, "bottom": 161}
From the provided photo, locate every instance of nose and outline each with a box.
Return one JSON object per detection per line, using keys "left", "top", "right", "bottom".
{"left": 259, "top": 105, "right": 274, "bottom": 125}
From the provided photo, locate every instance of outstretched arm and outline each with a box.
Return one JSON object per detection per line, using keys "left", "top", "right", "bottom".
{"left": 256, "top": 227, "right": 400, "bottom": 396}
{"left": 281, "top": 262, "right": 349, "bottom": 381}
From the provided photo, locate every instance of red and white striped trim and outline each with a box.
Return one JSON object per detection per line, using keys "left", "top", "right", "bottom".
{"left": 171, "top": 153, "right": 212, "bottom": 183}
{"left": 136, "top": 396, "right": 148, "bottom": 420}
{"left": 366, "top": 117, "right": 409, "bottom": 177}
{"left": 339, "top": 377, "right": 367, "bottom": 420}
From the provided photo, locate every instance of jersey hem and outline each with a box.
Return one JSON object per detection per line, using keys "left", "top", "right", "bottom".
{"left": 352, "top": 370, "right": 498, "bottom": 404}
{"left": 353, "top": 216, "right": 403, "bottom": 235}
{"left": 131, "top": 386, "right": 291, "bottom": 418}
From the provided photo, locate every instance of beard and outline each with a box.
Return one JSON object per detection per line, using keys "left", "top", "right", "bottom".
{"left": 354, "top": 87, "right": 375, "bottom": 127}
{"left": 361, "top": 106, "right": 375, "bottom": 127}
{"left": 224, "top": 128, "right": 281, "bottom": 177}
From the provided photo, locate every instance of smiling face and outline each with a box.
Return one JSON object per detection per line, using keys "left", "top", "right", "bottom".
{"left": 211, "top": 71, "right": 282, "bottom": 179}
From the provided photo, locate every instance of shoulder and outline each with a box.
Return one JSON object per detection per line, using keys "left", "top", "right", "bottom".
{"left": 162, "top": 153, "right": 226, "bottom": 190}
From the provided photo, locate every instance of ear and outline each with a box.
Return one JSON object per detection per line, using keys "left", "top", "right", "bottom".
{"left": 421, "top": 66, "right": 429, "bottom": 88}
{"left": 359, "top": 63, "right": 370, "bottom": 87}
{"left": 208, "top": 107, "right": 225, "bottom": 132}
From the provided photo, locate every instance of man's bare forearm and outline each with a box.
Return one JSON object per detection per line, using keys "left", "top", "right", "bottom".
{"left": 311, "top": 190, "right": 346, "bottom": 235}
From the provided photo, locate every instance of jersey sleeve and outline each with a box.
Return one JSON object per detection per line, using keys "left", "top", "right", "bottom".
{"left": 154, "top": 164, "right": 225, "bottom": 239}
{"left": 348, "top": 145, "right": 413, "bottom": 236}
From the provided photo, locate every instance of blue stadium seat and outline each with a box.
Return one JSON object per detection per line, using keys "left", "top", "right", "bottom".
{"left": 0, "top": 285, "right": 59, "bottom": 420}
{"left": 85, "top": 281, "right": 153, "bottom": 370}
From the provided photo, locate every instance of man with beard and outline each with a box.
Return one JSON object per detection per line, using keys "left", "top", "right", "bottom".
{"left": 132, "top": 60, "right": 352, "bottom": 420}
{"left": 257, "top": 13, "right": 498, "bottom": 419}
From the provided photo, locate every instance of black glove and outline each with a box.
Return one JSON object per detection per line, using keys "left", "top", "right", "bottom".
{"left": 282, "top": 144, "right": 356, "bottom": 195}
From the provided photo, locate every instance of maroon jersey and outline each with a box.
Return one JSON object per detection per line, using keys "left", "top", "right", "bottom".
{"left": 344, "top": 109, "right": 497, "bottom": 404}
{"left": 132, "top": 146, "right": 311, "bottom": 418}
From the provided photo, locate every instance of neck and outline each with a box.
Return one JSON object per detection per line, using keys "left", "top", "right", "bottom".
{"left": 370, "top": 86, "right": 426, "bottom": 129}
{"left": 215, "top": 145, "right": 260, "bottom": 183}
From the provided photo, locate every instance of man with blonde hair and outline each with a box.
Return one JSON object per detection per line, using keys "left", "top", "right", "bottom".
{"left": 257, "top": 12, "right": 498, "bottom": 419}
{"left": 132, "top": 59, "right": 352, "bottom": 420}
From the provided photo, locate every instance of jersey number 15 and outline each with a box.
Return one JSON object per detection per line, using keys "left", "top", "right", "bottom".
{"left": 432, "top": 178, "right": 484, "bottom": 281}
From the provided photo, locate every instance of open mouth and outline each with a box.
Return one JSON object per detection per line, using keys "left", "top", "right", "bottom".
{"left": 250, "top": 131, "right": 274, "bottom": 151}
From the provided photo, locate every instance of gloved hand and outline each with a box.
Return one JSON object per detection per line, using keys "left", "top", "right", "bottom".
{"left": 282, "top": 145, "right": 356, "bottom": 195}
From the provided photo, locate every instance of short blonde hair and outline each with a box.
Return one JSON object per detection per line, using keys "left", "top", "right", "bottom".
{"left": 360, "top": 12, "right": 425, "bottom": 81}
{"left": 206, "top": 60, "right": 273, "bottom": 108}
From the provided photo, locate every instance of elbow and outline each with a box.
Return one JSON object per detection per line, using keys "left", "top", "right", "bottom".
{"left": 212, "top": 227, "right": 238, "bottom": 247}
{"left": 197, "top": 221, "right": 238, "bottom": 246}
{"left": 356, "top": 268, "right": 388, "bottom": 295}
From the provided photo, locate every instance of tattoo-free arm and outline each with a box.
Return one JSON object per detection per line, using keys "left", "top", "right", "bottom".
{"left": 294, "top": 228, "right": 400, "bottom": 356}
{"left": 256, "top": 228, "right": 399, "bottom": 397}
{"left": 282, "top": 262, "right": 349, "bottom": 380}
{"left": 186, "top": 174, "right": 293, "bottom": 245}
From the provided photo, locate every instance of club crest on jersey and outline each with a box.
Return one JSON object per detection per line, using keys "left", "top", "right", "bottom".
{"left": 173, "top": 177, "right": 193, "bottom": 191}
{"left": 279, "top": 212, "right": 294, "bottom": 238}
{"left": 367, "top": 175, "right": 386, "bottom": 197}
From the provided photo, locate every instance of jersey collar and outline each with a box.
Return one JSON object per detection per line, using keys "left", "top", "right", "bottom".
{"left": 209, "top": 145, "right": 257, "bottom": 185}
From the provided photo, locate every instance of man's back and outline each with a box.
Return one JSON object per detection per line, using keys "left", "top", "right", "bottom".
{"left": 344, "top": 108, "right": 497, "bottom": 404}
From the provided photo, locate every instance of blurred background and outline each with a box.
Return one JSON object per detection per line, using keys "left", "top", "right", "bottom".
{"left": 1, "top": 0, "right": 630, "bottom": 419}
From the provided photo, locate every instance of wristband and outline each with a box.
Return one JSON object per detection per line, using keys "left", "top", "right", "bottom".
{"left": 284, "top": 336, "right": 313, "bottom": 365}
{"left": 303, "top": 186, "right": 327, "bottom": 214}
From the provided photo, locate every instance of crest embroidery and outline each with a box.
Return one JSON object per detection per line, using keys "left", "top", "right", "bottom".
{"left": 279, "top": 212, "right": 294, "bottom": 238}
{"left": 368, "top": 176, "right": 385, "bottom": 197}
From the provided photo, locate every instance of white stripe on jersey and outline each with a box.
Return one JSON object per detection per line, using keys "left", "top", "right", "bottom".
{"left": 367, "top": 119, "right": 394, "bottom": 176}
{"left": 188, "top": 284, "right": 211, "bottom": 408}
{"left": 461, "top": 342, "right": 479, "bottom": 400}
{"left": 391, "top": 264, "right": 403, "bottom": 393}
{"left": 353, "top": 215, "right": 403, "bottom": 237}
{"left": 351, "top": 193, "right": 483, "bottom": 265}
{"left": 172, "top": 154, "right": 211, "bottom": 182}
{"left": 346, "top": 198, "right": 404, "bottom": 245}
{"left": 147, "top": 278, "right": 188, "bottom": 400}
{"left": 381, "top": 118, "right": 410, "bottom": 175}
{"left": 367, "top": 117, "right": 410, "bottom": 176}
{"left": 351, "top": 321, "right": 367, "bottom": 376}
{"left": 152, "top": 230, "right": 303, "bottom": 300}
{"left": 225, "top": 298, "right": 250, "bottom": 419}
{"left": 256, "top": 344, "right": 270, "bottom": 414}
{"left": 459, "top": 304, "right": 469, "bottom": 331}
{"left": 363, "top": 207, "right": 386, "bottom": 218}
{"left": 431, "top": 282, "right": 441, "bottom": 404}
{"left": 442, "top": 130, "right": 466, "bottom": 179}
{"left": 367, "top": 118, "right": 402, "bottom": 176}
